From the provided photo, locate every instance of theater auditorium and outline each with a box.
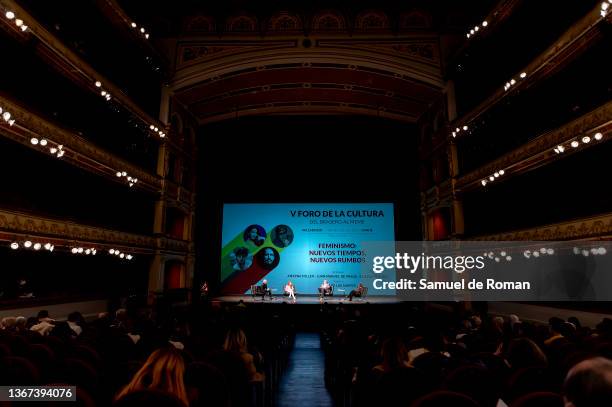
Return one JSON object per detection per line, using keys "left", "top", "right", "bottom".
{"left": 0, "top": 0, "right": 611, "bottom": 406}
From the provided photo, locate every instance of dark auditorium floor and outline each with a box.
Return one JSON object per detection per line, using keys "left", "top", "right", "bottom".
{"left": 276, "top": 332, "right": 334, "bottom": 407}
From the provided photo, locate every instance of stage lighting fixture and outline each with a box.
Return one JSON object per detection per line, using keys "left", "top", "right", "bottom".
{"left": 6, "top": 11, "right": 15, "bottom": 19}
{"left": 30, "top": 138, "right": 39, "bottom": 145}
{"left": 33, "top": 243, "right": 41, "bottom": 250}
{"left": 582, "top": 136, "right": 591, "bottom": 144}
{"left": 71, "top": 248, "right": 78, "bottom": 254}
{"left": 40, "top": 139, "right": 48, "bottom": 146}
{"left": 594, "top": 132, "right": 603, "bottom": 140}
{"left": 10, "top": 242, "right": 18, "bottom": 249}
{"left": 15, "top": 19, "right": 22, "bottom": 26}
{"left": 24, "top": 240, "right": 32, "bottom": 248}
{"left": 482, "top": 21, "right": 488, "bottom": 27}
{"left": 571, "top": 141, "right": 579, "bottom": 148}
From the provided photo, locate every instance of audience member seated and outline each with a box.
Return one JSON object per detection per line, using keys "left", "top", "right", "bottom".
{"left": 223, "top": 328, "right": 265, "bottom": 382}
{"left": 115, "top": 347, "right": 189, "bottom": 405}
{"left": 563, "top": 357, "right": 612, "bottom": 407}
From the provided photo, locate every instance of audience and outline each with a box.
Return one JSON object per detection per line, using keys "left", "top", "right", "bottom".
{"left": 1, "top": 300, "right": 612, "bottom": 407}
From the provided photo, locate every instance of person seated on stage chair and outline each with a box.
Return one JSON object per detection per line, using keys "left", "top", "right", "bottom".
{"left": 260, "top": 279, "right": 272, "bottom": 300}
{"left": 348, "top": 282, "right": 365, "bottom": 301}
{"left": 284, "top": 281, "right": 296, "bottom": 303}
{"left": 318, "top": 279, "right": 332, "bottom": 300}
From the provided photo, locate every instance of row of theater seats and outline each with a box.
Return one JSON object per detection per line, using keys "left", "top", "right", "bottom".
{"left": 0, "top": 302, "right": 295, "bottom": 407}
{"left": 320, "top": 303, "right": 612, "bottom": 407}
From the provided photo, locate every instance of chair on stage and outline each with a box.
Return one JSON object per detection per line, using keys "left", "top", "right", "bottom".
{"left": 250, "top": 285, "right": 263, "bottom": 300}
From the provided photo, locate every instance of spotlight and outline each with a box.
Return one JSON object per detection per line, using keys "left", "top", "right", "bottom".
{"left": 557, "top": 145, "right": 565, "bottom": 153}
{"left": 71, "top": 247, "right": 78, "bottom": 254}
{"left": 470, "top": 29, "right": 474, "bottom": 34}
{"left": 24, "top": 240, "right": 32, "bottom": 248}
{"left": 582, "top": 250, "right": 589, "bottom": 257}
{"left": 533, "top": 251, "right": 540, "bottom": 258}
{"left": 6, "top": 11, "right": 15, "bottom": 19}
{"left": 594, "top": 132, "right": 603, "bottom": 141}
{"left": 498, "top": 170, "right": 505, "bottom": 175}
{"left": 481, "top": 180, "right": 487, "bottom": 186}
{"left": 49, "top": 245, "right": 54, "bottom": 252}
{"left": 452, "top": 132, "right": 457, "bottom": 137}
{"left": 582, "top": 136, "right": 591, "bottom": 144}
{"left": 120, "top": 253, "right": 125, "bottom": 258}
{"left": 501, "top": 251, "right": 507, "bottom": 257}
{"left": 33, "top": 243, "right": 41, "bottom": 250}
{"left": 145, "top": 34, "right": 149, "bottom": 39}
{"left": 474, "top": 26, "right": 479, "bottom": 32}
{"left": 95, "top": 81, "right": 101, "bottom": 87}
{"left": 2, "top": 111, "right": 11, "bottom": 121}
{"left": 494, "top": 172, "right": 499, "bottom": 178}
{"left": 78, "top": 247, "right": 83, "bottom": 253}
{"left": 10, "top": 242, "right": 18, "bottom": 250}
{"left": 463, "top": 125, "right": 468, "bottom": 131}
{"left": 506, "top": 256, "right": 512, "bottom": 261}
{"left": 20, "top": 25, "right": 27, "bottom": 32}
{"left": 101, "top": 91, "right": 107, "bottom": 96}
{"left": 44, "top": 243, "right": 51, "bottom": 250}
{"left": 30, "top": 137, "right": 39, "bottom": 145}
{"left": 40, "top": 139, "right": 48, "bottom": 146}
{"left": 571, "top": 141, "right": 579, "bottom": 148}
{"left": 598, "top": 247, "right": 607, "bottom": 255}
{"left": 126, "top": 254, "right": 133, "bottom": 260}
{"left": 591, "top": 248, "right": 598, "bottom": 255}
{"left": 140, "top": 27, "right": 145, "bottom": 33}
{"left": 554, "top": 147, "right": 560, "bottom": 154}
{"left": 482, "top": 21, "right": 488, "bottom": 27}
{"left": 116, "top": 171, "right": 122, "bottom": 177}
{"left": 85, "top": 249, "right": 91, "bottom": 255}
{"left": 466, "top": 33, "right": 471, "bottom": 38}
{"left": 520, "top": 72, "right": 527, "bottom": 78}
{"left": 573, "top": 247, "right": 580, "bottom": 255}
{"left": 489, "top": 176, "right": 494, "bottom": 181}
{"left": 131, "top": 22, "right": 137, "bottom": 28}
{"left": 122, "top": 171, "right": 127, "bottom": 176}
{"left": 109, "top": 249, "right": 115, "bottom": 254}
{"left": 547, "top": 248, "right": 554, "bottom": 255}
{"left": 603, "top": 2, "right": 609, "bottom": 10}
{"left": 9, "top": 119, "right": 15, "bottom": 126}
{"left": 15, "top": 19, "right": 23, "bottom": 27}
{"left": 495, "top": 257, "right": 500, "bottom": 262}
{"left": 540, "top": 248, "right": 547, "bottom": 254}
{"left": 510, "top": 79, "right": 516, "bottom": 85}
{"left": 455, "top": 127, "right": 460, "bottom": 132}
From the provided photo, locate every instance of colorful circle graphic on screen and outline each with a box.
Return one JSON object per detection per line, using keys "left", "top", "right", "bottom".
{"left": 229, "top": 247, "right": 253, "bottom": 271}
{"left": 255, "top": 247, "right": 280, "bottom": 270}
{"left": 243, "top": 224, "right": 266, "bottom": 247}
{"left": 271, "top": 225, "right": 294, "bottom": 248}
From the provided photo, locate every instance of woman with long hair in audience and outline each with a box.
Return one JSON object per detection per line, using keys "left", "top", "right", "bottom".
{"left": 223, "top": 328, "right": 265, "bottom": 382}
{"left": 372, "top": 336, "right": 411, "bottom": 374}
{"left": 115, "top": 347, "right": 189, "bottom": 406}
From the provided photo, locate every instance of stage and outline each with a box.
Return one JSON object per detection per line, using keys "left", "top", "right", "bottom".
{"left": 211, "top": 294, "right": 399, "bottom": 305}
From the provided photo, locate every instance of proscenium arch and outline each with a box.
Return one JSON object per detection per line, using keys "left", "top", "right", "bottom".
{"left": 169, "top": 44, "right": 445, "bottom": 124}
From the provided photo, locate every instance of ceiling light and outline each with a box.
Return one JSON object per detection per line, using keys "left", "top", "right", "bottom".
{"left": 24, "top": 240, "right": 32, "bottom": 248}
{"left": 15, "top": 19, "right": 23, "bottom": 27}
{"left": 131, "top": 22, "right": 137, "bottom": 28}
{"left": 6, "top": 11, "right": 15, "bottom": 19}
{"left": 520, "top": 72, "right": 527, "bottom": 78}
{"left": 30, "top": 137, "right": 39, "bottom": 145}
{"left": 482, "top": 21, "right": 488, "bottom": 27}
{"left": 498, "top": 169, "right": 505, "bottom": 175}
{"left": 463, "top": 125, "right": 468, "bottom": 131}
{"left": 481, "top": 180, "right": 487, "bottom": 186}
{"left": 594, "top": 132, "right": 603, "bottom": 140}
{"left": 40, "top": 139, "right": 48, "bottom": 146}
{"left": 95, "top": 81, "right": 101, "bottom": 87}
{"left": 71, "top": 247, "right": 78, "bottom": 254}
{"left": 510, "top": 79, "right": 516, "bottom": 85}
{"left": 582, "top": 136, "right": 591, "bottom": 144}
{"left": 3, "top": 111, "right": 11, "bottom": 121}
{"left": 571, "top": 141, "right": 579, "bottom": 148}
{"left": 10, "top": 242, "right": 18, "bottom": 249}
{"left": 33, "top": 243, "right": 41, "bottom": 250}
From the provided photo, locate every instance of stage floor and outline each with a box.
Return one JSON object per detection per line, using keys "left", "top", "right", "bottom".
{"left": 212, "top": 295, "right": 399, "bottom": 305}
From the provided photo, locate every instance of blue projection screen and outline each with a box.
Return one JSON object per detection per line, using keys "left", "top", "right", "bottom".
{"left": 220, "top": 203, "right": 395, "bottom": 295}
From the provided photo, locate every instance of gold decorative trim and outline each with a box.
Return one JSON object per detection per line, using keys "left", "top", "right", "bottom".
{"left": 471, "top": 213, "right": 612, "bottom": 241}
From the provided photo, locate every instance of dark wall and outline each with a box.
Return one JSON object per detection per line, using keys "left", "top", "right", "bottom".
{"left": 195, "top": 115, "right": 422, "bottom": 288}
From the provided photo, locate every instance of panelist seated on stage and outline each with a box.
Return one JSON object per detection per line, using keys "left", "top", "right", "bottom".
{"left": 284, "top": 281, "right": 297, "bottom": 302}
{"left": 259, "top": 279, "right": 272, "bottom": 299}
{"left": 348, "top": 283, "right": 367, "bottom": 301}
{"left": 318, "top": 280, "right": 333, "bottom": 297}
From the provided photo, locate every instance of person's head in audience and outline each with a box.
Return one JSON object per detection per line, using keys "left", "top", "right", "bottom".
{"left": 15, "top": 316, "right": 27, "bottom": 332}
{"left": 223, "top": 328, "right": 249, "bottom": 354}
{"left": 564, "top": 357, "right": 612, "bottom": 407}
{"left": 116, "top": 347, "right": 188, "bottom": 406}
{"left": 378, "top": 336, "right": 410, "bottom": 371}
{"left": 506, "top": 337, "right": 548, "bottom": 368}
{"left": 37, "top": 310, "right": 51, "bottom": 321}
{"left": 1, "top": 316, "right": 16, "bottom": 331}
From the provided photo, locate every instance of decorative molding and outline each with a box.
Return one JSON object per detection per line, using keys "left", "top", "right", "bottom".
{"left": 471, "top": 213, "right": 612, "bottom": 241}
{"left": 0, "top": 208, "right": 189, "bottom": 253}
{"left": 0, "top": 95, "right": 162, "bottom": 192}
{"left": 177, "top": 41, "right": 297, "bottom": 68}
{"left": 456, "top": 101, "right": 612, "bottom": 191}
{"left": 312, "top": 11, "right": 347, "bottom": 32}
